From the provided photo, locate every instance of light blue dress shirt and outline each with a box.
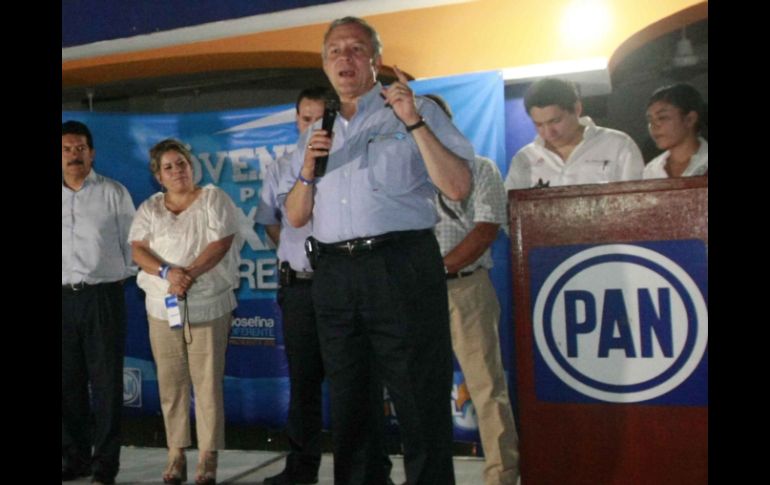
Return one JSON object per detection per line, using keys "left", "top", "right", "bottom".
{"left": 62, "top": 169, "right": 137, "bottom": 285}
{"left": 255, "top": 151, "right": 314, "bottom": 273}
{"left": 285, "top": 83, "right": 475, "bottom": 244}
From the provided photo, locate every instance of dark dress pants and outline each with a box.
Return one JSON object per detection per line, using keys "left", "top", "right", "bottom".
{"left": 313, "top": 231, "right": 456, "bottom": 485}
{"left": 62, "top": 281, "right": 126, "bottom": 481}
{"left": 278, "top": 279, "right": 392, "bottom": 481}
{"left": 278, "top": 280, "right": 324, "bottom": 478}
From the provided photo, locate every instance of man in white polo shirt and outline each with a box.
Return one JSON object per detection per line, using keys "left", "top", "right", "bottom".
{"left": 504, "top": 78, "right": 643, "bottom": 190}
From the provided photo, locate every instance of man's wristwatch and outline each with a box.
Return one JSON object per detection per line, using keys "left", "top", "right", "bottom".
{"left": 406, "top": 117, "right": 426, "bottom": 132}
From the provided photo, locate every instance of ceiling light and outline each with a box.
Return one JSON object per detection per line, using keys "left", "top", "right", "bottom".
{"left": 673, "top": 27, "right": 698, "bottom": 68}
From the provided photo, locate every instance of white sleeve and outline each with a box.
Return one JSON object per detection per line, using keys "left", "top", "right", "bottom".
{"left": 617, "top": 137, "right": 645, "bottom": 181}
{"left": 504, "top": 150, "right": 528, "bottom": 190}
{"left": 206, "top": 187, "right": 239, "bottom": 240}
{"left": 128, "top": 198, "right": 152, "bottom": 243}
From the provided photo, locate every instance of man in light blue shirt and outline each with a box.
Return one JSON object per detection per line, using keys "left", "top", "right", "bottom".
{"left": 257, "top": 86, "right": 394, "bottom": 485}
{"left": 284, "top": 16, "right": 473, "bottom": 485}
{"left": 62, "top": 120, "right": 136, "bottom": 485}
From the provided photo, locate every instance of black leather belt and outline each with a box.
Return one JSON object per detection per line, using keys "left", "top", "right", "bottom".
{"left": 290, "top": 269, "right": 313, "bottom": 280}
{"left": 62, "top": 281, "right": 121, "bottom": 294}
{"left": 318, "top": 229, "right": 431, "bottom": 256}
{"left": 446, "top": 268, "right": 477, "bottom": 280}
{"left": 62, "top": 282, "right": 97, "bottom": 293}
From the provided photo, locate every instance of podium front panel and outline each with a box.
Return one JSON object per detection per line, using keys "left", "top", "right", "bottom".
{"left": 509, "top": 177, "right": 707, "bottom": 485}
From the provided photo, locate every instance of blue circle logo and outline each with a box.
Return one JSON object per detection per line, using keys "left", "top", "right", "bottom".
{"left": 123, "top": 369, "right": 142, "bottom": 407}
{"left": 533, "top": 244, "right": 707, "bottom": 402}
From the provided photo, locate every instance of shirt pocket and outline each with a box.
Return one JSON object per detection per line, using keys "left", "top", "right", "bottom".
{"left": 365, "top": 131, "right": 424, "bottom": 195}
{"left": 577, "top": 158, "right": 612, "bottom": 184}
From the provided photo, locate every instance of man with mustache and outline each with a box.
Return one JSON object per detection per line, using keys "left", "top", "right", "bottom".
{"left": 62, "top": 120, "right": 136, "bottom": 485}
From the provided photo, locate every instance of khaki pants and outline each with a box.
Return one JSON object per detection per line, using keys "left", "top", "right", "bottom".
{"left": 148, "top": 313, "right": 231, "bottom": 451}
{"left": 448, "top": 269, "right": 520, "bottom": 485}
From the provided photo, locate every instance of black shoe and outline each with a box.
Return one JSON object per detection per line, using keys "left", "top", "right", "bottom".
{"left": 90, "top": 470, "right": 116, "bottom": 485}
{"left": 62, "top": 465, "right": 91, "bottom": 481}
{"left": 263, "top": 469, "right": 319, "bottom": 485}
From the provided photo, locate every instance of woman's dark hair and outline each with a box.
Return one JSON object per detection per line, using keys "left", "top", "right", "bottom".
{"left": 648, "top": 83, "right": 706, "bottom": 133}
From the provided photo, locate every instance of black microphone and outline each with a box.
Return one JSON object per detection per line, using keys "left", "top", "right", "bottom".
{"left": 314, "top": 99, "right": 339, "bottom": 178}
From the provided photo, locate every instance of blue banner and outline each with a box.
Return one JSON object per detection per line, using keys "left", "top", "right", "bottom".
{"left": 64, "top": 70, "right": 508, "bottom": 442}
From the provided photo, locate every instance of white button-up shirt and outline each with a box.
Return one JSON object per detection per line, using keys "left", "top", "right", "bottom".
{"left": 504, "top": 117, "right": 644, "bottom": 190}
{"left": 643, "top": 137, "right": 708, "bottom": 179}
{"left": 129, "top": 185, "right": 240, "bottom": 322}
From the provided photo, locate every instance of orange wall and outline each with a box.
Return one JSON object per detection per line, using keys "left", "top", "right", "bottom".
{"left": 63, "top": 0, "right": 706, "bottom": 88}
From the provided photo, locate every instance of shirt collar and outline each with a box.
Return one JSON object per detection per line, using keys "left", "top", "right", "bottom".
{"left": 354, "top": 82, "right": 385, "bottom": 119}
{"left": 62, "top": 168, "right": 99, "bottom": 189}
{"left": 578, "top": 116, "right": 598, "bottom": 140}
{"left": 695, "top": 136, "right": 708, "bottom": 158}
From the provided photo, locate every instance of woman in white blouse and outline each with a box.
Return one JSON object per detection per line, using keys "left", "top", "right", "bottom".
{"left": 644, "top": 83, "right": 708, "bottom": 179}
{"left": 129, "top": 139, "right": 240, "bottom": 485}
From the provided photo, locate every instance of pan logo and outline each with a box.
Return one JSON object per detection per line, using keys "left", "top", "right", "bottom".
{"left": 123, "top": 368, "right": 142, "bottom": 408}
{"left": 532, "top": 244, "right": 707, "bottom": 403}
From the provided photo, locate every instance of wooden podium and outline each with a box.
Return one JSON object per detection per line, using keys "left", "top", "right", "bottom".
{"left": 509, "top": 177, "right": 708, "bottom": 485}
